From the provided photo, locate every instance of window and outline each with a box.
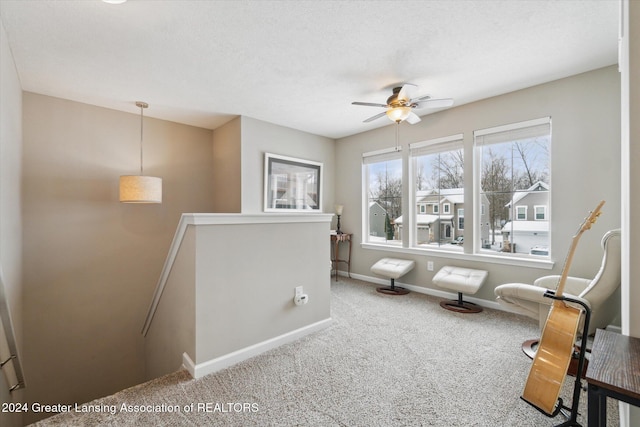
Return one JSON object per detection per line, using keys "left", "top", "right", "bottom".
{"left": 475, "top": 117, "right": 551, "bottom": 256}
{"left": 361, "top": 118, "right": 551, "bottom": 263}
{"left": 410, "top": 134, "right": 464, "bottom": 249}
{"left": 363, "top": 147, "right": 403, "bottom": 245}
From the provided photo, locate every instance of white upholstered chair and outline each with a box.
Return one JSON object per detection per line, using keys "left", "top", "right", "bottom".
{"left": 494, "top": 229, "right": 621, "bottom": 348}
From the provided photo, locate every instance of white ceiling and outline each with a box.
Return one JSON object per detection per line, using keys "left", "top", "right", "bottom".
{"left": 0, "top": 0, "right": 619, "bottom": 139}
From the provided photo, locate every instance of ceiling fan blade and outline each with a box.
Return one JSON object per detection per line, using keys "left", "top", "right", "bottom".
{"left": 406, "top": 112, "right": 421, "bottom": 124}
{"left": 352, "top": 101, "right": 388, "bottom": 108}
{"left": 419, "top": 98, "right": 454, "bottom": 109}
{"left": 363, "top": 111, "right": 387, "bottom": 123}
{"left": 398, "top": 84, "right": 418, "bottom": 102}
{"left": 409, "top": 94, "right": 431, "bottom": 103}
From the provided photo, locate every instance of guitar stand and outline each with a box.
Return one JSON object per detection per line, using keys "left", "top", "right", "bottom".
{"left": 532, "top": 291, "right": 592, "bottom": 427}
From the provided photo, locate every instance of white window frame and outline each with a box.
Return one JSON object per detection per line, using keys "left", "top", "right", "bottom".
{"left": 360, "top": 118, "right": 553, "bottom": 270}
{"left": 409, "top": 134, "right": 464, "bottom": 251}
{"left": 516, "top": 205, "right": 528, "bottom": 220}
{"left": 458, "top": 208, "right": 465, "bottom": 230}
{"left": 362, "top": 146, "right": 403, "bottom": 246}
{"left": 443, "top": 203, "right": 451, "bottom": 214}
{"left": 474, "top": 116, "right": 551, "bottom": 259}
{"left": 535, "top": 205, "right": 547, "bottom": 220}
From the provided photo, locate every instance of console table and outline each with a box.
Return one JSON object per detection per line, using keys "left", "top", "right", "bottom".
{"left": 585, "top": 328, "right": 640, "bottom": 426}
{"left": 330, "top": 233, "right": 352, "bottom": 281}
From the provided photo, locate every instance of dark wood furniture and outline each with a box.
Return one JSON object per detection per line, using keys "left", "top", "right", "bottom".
{"left": 585, "top": 328, "right": 640, "bottom": 426}
{"left": 330, "top": 233, "right": 352, "bottom": 281}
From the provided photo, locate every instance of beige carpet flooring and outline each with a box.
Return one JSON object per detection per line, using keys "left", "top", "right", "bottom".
{"left": 32, "top": 277, "right": 619, "bottom": 426}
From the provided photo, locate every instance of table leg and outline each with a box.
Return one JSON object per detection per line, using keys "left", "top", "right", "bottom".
{"left": 347, "top": 238, "right": 352, "bottom": 278}
{"left": 333, "top": 240, "right": 339, "bottom": 281}
{"left": 588, "top": 383, "right": 607, "bottom": 427}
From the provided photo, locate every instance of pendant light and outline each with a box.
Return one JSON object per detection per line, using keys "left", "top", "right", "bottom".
{"left": 119, "top": 101, "right": 162, "bottom": 203}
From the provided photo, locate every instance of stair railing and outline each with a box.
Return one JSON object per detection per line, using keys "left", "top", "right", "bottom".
{"left": 0, "top": 268, "right": 25, "bottom": 392}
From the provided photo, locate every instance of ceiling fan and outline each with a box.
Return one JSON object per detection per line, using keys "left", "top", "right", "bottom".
{"left": 352, "top": 84, "right": 453, "bottom": 124}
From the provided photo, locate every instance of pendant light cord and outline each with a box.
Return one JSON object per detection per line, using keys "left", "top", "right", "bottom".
{"left": 139, "top": 103, "right": 144, "bottom": 176}
{"left": 136, "top": 101, "right": 148, "bottom": 176}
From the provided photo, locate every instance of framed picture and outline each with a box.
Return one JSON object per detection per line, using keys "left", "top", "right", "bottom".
{"left": 264, "top": 153, "right": 323, "bottom": 212}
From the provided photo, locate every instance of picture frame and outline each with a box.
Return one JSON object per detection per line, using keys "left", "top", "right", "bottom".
{"left": 264, "top": 153, "right": 323, "bottom": 212}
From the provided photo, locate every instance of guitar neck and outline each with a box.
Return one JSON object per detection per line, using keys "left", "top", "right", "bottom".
{"left": 555, "top": 238, "right": 579, "bottom": 298}
{"left": 554, "top": 200, "right": 605, "bottom": 298}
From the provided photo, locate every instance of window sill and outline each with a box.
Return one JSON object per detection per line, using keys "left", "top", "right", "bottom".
{"left": 361, "top": 243, "right": 555, "bottom": 270}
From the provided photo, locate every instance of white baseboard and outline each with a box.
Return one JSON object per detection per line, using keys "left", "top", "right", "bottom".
{"left": 182, "top": 318, "right": 332, "bottom": 379}
{"left": 340, "top": 271, "right": 509, "bottom": 312}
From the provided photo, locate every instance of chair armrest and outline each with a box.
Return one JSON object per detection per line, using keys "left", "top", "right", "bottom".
{"left": 494, "top": 283, "right": 550, "bottom": 319}
{"left": 495, "top": 283, "right": 549, "bottom": 304}
{"left": 533, "top": 275, "right": 591, "bottom": 295}
{"left": 533, "top": 275, "right": 560, "bottom": 289}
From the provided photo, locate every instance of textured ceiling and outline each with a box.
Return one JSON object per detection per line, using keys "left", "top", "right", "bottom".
{"left": 0, "top": 0, "right": 619, "bottom": 139}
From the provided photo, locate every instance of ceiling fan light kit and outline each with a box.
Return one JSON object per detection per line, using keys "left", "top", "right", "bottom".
{"left": 352, "top": 84, "right": 453, "bottom": 125}
{"left": 386, "top": 106, "right": 412, "bottom": 123}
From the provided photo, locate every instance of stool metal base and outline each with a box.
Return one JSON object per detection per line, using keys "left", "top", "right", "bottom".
{"left": 377, "top": 286, "right": 410, "bottom": 295}
{"left": 439, "top": 292, "right": 482, "bottom": 313}
{"left": 439, "top": 300, "right": 482, "bottom": 313}
{"left": 376, "top": 278, "right": 409, "bottom": 296}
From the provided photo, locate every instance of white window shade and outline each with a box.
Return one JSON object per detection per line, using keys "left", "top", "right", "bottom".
{"left": 363, "top": 146, "right": 402, "bottom": 164}
{"left": 410, "top": 134, "right": 464, "bottom": 156}
{"left": 475, "top": 117, "right": 551, "bottom": 146}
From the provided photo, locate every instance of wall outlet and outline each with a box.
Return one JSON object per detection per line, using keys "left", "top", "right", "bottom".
{"left": 427, "top": 261, "right": 434, "bottom": 271}
{"left": 295, "top": 286, "right": 303, "bottom": 297}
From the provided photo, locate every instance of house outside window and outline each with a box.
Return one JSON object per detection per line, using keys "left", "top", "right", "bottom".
{"left": 363, "top": 147, "right": 402, "bottom": 245}
{"left": 458, "top": 208, "right": 464, "bottom": 230}
{"left": 475, "top": 117, "right": 551, "bottom": 256}
{"left": 409, "top": 134, "right": 464, "bottom": 249}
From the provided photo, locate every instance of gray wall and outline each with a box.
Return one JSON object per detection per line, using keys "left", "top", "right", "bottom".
{"left": 194, "top": 219, "right": 331, "bottom": 363}
{"left": 210, "top": 116, "right": 336, "bottom": 218}
{"left": 143, "top": 216, "right": 332, "bottom": 380}
{"left": 212, "top": 117, "right": 241, "bottom": 213}
{"left": 0, "top": 18, "right": 24, "bottom": 427}
{"left": 335, "top": 66, "right": 621, "bottom": 305}
{"left": 240, "top": 116, "right": 336, "bottom": 215}
{"left": 144, "top": 226, "right": 196, "bottom": 381}
{"left": 21, "top": 94, "right": 216, "bottom": 424}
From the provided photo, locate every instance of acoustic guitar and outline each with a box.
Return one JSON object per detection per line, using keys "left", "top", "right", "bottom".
{"left": 521, "top": 200, "right": 605, "bottom": 416}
